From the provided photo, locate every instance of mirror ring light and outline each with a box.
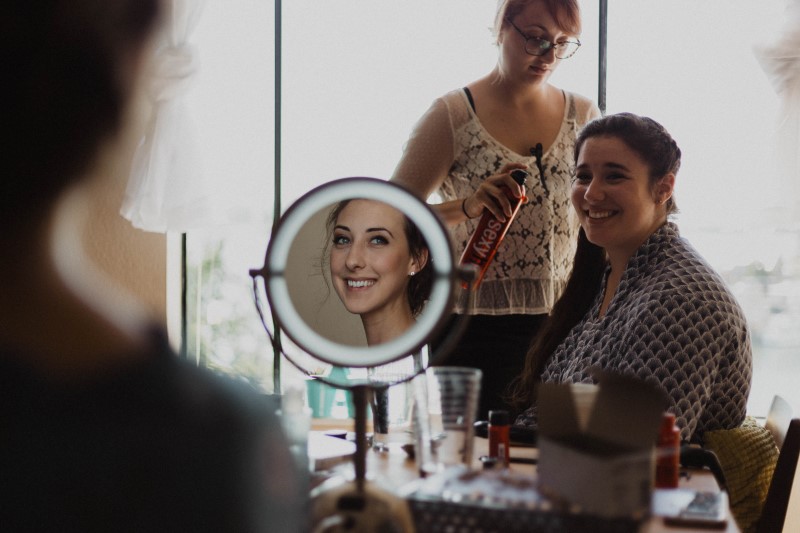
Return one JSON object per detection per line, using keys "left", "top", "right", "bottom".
{"left": 265, "top": 177, "right": 455, "bottom": 368}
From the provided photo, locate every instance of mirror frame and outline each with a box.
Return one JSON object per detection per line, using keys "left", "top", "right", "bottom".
{"left": 264, "top": 177, "right": 456, "bottom": 368}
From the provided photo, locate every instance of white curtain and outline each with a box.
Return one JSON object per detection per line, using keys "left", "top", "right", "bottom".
{"left": 754, "top": 0, "right": 800, "bottom": 224}
{"left": 121, "top": 0, "right": 210, "bottom": 233}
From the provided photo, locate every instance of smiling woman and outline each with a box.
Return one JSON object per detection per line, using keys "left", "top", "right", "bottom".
{"left": 325, "top": 198, "right": 435, "bottom": 450}
{"left": 327, "top": 199, "right": 432, "bottom": 347}
{"left": 512, "top": 113, "right": 753, "bottom": 444}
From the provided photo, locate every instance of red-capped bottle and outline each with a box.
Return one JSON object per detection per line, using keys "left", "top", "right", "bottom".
{"left": 488, "top": 409, "right": 511, "bottom": 468}
{"left": 655, "top": 412, "right": 680, "bottom": 488}
{"left": 459, "top": 170, "right": 528, "bottom": 289}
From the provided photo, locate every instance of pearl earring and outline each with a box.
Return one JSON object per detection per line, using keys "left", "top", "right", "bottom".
{"left": 409, "top": 271, "right": 416, "bottom": 277}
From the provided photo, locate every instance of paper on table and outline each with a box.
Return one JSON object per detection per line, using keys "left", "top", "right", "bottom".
{"left": 308, "top": 432, "right": 356, "bottom": 472}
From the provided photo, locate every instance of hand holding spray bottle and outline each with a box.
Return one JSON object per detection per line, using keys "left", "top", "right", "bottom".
{"left": 459, "top": 168, "right": 529, "bottom": 289}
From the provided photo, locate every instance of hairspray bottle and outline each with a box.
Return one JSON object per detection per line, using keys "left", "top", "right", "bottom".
{"left": 459, "top": 169, "right": 528, "bottom": 289}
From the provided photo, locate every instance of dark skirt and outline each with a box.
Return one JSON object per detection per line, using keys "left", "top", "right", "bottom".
{"left": 432, "top": 313, "right": 546, "bottom": 422}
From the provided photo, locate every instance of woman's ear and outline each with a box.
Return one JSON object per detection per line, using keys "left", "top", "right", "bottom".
{"left": 411, "top": 249, "right": 429, "bottom": 275}
{"left": 656, "top": 173, "right": 676, "bottom": 205}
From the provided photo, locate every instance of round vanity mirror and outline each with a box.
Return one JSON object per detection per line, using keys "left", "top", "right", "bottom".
{"left": 260, "top": 177, "right": 456, "bottom": 374}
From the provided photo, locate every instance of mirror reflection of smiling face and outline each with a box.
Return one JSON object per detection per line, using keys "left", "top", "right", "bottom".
{"left": 329, "top": 199, "right": 426, "bottom": 345}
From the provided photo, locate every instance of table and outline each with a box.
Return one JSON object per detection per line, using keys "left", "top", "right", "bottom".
{"left": 311, "top": 431, "right": 741, "bottom": 532}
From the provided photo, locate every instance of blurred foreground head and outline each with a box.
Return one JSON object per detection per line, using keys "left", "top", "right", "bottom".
{"left": 1, "top": 0, "right": 162, "bottom": 226}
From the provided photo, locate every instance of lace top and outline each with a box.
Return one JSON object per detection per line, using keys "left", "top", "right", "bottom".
{"left": 515, "top": 223, "right": 753, "bottom": 442}
{"left": 393, "top": 88, "right": 599, "bottom": 315}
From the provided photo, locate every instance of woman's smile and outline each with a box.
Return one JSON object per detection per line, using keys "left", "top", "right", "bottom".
{"left": 586, "top": 209, "right": 615, "bottom": 220}
{"left": 346, "top": 278, "right": 376, "bottom": 289}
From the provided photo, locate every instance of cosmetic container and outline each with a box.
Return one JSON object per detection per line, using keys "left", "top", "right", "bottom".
{"left": 655, "top": 412, "right": 680, "bottom": 488}
{"left": 488, "top": 409, "right": 511, "bottom": 468}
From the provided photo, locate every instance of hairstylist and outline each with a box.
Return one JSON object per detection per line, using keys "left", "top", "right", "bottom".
{"left": 391, "top": 0, "right": 600, "bottom": 419}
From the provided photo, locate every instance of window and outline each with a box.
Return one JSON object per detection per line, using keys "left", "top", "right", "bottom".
{"left": 185, "top": 0, "right": 797, "bottom": 415}
{"left": 603, "top": 1, "right": 790, "bottom": 416}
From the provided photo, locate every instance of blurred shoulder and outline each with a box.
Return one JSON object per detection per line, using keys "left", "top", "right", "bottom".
{"left": 133, "top": 328, "right": 279, "bottom": 431}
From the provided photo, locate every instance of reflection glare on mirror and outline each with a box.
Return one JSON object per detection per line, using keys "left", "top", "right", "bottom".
{"left": 261, "top": 177, "right": 455, "bottom": 374}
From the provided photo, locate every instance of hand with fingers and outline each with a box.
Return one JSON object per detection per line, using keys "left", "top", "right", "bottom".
{"left": 459, "top": 164, "right": 530, "bottom": 289}
{"left": 463, "top": 164, "right": 529, "bottom": 222}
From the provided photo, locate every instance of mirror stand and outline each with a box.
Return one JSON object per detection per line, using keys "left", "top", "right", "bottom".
{"left": 351, "top": 384, "right": 369, "bottom": 492}
{"left": 309, "top": 383, "right": 416, "bottom": 532}
{"left": 251, "top": 178, "right": 472, "bottom": 532}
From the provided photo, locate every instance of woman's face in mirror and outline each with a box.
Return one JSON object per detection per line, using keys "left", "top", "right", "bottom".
{"left": 267, "top": 177, "right": 454, "bottom": 369}
{"left": 329, "top": 199, "right": 424, "bottom": 323}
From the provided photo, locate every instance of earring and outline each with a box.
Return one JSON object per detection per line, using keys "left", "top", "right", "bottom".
{"left": 409, "top": 271, "right": 416, "bottom": 277}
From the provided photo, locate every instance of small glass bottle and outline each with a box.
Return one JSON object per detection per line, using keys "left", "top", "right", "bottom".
{"left": 459, "top": 170, "right": 527, "bottom": 289}
{"left": 655, "top": 412, "right": 680, "bottom": 488}
{"left": 488, "top": 409, "right": 511, "bottom": 468}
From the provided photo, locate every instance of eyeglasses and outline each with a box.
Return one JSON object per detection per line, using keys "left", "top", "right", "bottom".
{"left": 505, "top": 18, "right": 581, "bottom": 59}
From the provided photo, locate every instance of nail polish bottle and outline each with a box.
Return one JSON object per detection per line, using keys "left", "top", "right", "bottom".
{"left": 459, "top": 170, "right": 527, "bottom": 289}
{"left": 488, "top": 409, "right": 511, "bottom": 468}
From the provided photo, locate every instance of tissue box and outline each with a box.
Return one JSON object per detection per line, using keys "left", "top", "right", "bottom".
{"left": 536, "top": 374, "right": 668, "bottom": 518}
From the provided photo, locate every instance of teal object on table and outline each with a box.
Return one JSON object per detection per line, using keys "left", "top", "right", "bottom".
{"left": 306, "top": 366, "right": 356, "bottom": 419}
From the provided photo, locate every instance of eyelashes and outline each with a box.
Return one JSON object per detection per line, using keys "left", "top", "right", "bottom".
{"left": 332, "top": 234, "right": 391, "bottom": 247}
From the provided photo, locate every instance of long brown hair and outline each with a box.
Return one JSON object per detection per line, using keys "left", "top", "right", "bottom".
{"left": 508, "top": 228, "right": 605, "bottom": 407}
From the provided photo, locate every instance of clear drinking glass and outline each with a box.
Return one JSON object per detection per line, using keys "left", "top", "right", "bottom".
{"left": 415, "top": 366, "right": 482, "bottom": 474}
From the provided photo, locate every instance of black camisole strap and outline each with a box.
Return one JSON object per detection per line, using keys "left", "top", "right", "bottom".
{"left": 463, "top": 87, "right": 476, "bottom": 112}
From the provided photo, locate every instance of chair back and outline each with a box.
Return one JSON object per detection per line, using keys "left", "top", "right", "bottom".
{"left": 765, "top": 396, "right": 793, "bottom": 450}
{"left": 756, "top": 395, "right": 800, "bottom": 533}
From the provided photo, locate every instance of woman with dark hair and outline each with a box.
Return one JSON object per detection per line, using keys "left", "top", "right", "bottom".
{"left": 327, "top": 199, "right": 432, "bottom": 345}
{"left": 0, "top": 1, "right": 302, "bottom": 530}
{"left": 391, "top": 0, "right": 600, "bottom": 420}
{"left": 512, "top": 113, "right": 752, "bottom": 443}
{"left": 326, "top": 199, "right": 433, "bottom": 449}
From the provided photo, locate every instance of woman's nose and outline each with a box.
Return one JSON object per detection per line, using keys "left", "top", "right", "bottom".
{"left": 583, "top": 179, "right": 604, "bottom": 201}
{"left": 540, "top": 46, "right": 557, "bottom": 64}
{"left": 345, "top": 245, "right": 365, "bottom": 270}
